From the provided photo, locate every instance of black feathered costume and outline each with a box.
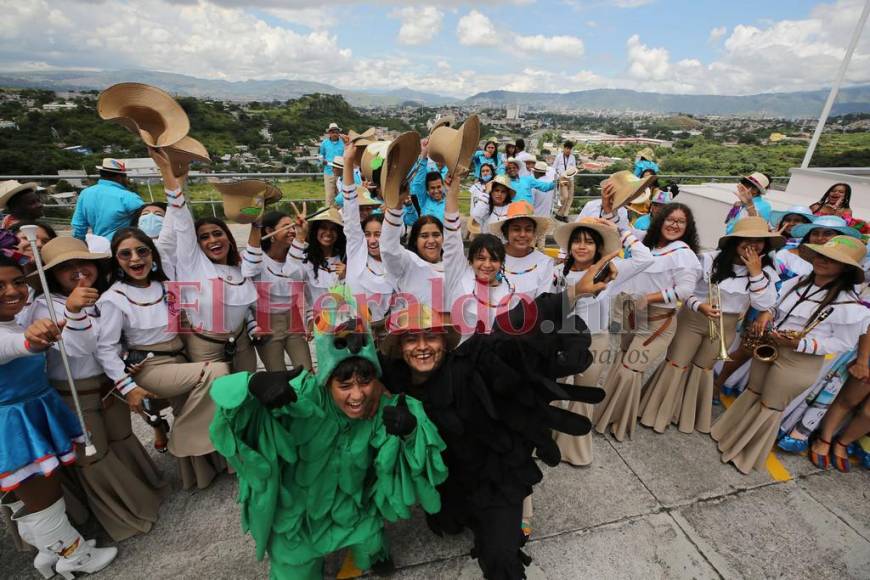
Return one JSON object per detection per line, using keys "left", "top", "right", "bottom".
{"left": 380, "top": 291, "right": 603, "bottom": 579}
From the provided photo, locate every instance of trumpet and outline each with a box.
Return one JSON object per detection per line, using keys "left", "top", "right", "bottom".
{"left": 707, "top": 279, "right": 732, "bottom": 361}
{"left": 752, "top": 306, "right": 834, "bottom": 363}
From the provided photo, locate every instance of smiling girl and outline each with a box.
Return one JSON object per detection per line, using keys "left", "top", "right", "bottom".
{"left": 30, "top": 237, "right": 168, "bottom": 541}
{"left": 594, "top": 202, "right": 702, "bottom": 441}
{"left": 470, "top": 174, "right": 514, "bottom": 232}
{"left": 639, "top": 217, "right": 781, "bottom": 435}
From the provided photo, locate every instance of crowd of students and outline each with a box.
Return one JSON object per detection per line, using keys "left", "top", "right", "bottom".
{"left": 1, "top": 120, "right": 869, "bottom": 580}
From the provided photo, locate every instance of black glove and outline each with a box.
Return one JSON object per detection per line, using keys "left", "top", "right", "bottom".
{"left": 669, "top": 183, "right": 680, "bottom": 197}
{"left": 382, "top": 394, "right": 417, "bottom": 437}
{"left": 248, "top": 369, "right": 301, "bottom": 409}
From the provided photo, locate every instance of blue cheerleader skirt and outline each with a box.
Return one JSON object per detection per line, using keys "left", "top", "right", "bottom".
{"left": 0, "top": 353, "right": 84, "bottom": 491}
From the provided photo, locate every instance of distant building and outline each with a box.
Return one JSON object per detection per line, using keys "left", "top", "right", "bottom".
{"left": 0, "top": 120, "right": 17, "bottom": 129}
{"left": 63, "top": 145, "right": 92, "bottom": 155}
{"left": 42, "top": 102, "right": 77, "bottom": 111}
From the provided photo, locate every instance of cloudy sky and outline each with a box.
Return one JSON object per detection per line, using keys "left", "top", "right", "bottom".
{"left": 1, "top": 0, "right": 868, "bottom": 97}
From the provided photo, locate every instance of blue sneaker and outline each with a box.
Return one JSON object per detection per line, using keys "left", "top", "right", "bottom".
{"left": 777, "top": 435, "right": 809, "bottom": 454}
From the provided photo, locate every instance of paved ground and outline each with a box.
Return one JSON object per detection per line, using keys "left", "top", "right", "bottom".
{"left": 3, "top": 411, "right": 868, "bottom": 580}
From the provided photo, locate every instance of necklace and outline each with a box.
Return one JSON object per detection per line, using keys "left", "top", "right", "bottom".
{"left": 506, "top": 262, "right": 537, "bottom": 276}
{"left": 472, "top": 279, "right": 515, "bottom": 308}
{"left": 114, "top": 283, "right": 166, "bottom": 307}
{"left": 365, "top": 259, "right": 384, "bottom": 277}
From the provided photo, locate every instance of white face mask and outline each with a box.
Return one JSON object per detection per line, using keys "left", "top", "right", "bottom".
{"left": 138, "top": 213, "right": 164, "bottom": 238}
{"left": 481, "top": 173, "right": 493, "bottom": 183}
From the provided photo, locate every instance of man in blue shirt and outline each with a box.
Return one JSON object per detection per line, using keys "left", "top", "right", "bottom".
{"left": 319, "top": 122, "right": 345, "bottom": 205}
{"left": 71, "top": 159, "right": 143, "bottom": 241}
{"left": 504, "top": 157, "right": 554, "bottom": 205}
{"left": 404, "top": 171, "right": 446, "bottom": 226}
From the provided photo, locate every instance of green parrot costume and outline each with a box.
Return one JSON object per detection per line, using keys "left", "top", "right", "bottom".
{"left": 209, "top": 302, "right": 448, "bottom": 579}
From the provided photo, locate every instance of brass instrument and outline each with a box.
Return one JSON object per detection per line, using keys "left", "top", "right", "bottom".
{"left": 707, "top": 279, "right": 732, "bottom": 361}
{"left": 753, "top": 306, "right": 834, "bottom": 363}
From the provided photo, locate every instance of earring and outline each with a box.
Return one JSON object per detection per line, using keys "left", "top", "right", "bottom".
{"left": 151, "top": 263, "right": 158, "bottom": 272}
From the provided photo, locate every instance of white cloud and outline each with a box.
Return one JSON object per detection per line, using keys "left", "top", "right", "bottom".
{"left": 515, "top": 35, "right": 585, "bottom": 57}
{"left": 709, "top": 26, "right": 727, "bottom": 43}
{"left": 457, "top": 9, "right": 585, "bottom": 58}
{"left": 626, "top": 34, "right": 670, "bottom": 80}
{"left": 611, "top": 0, "right": 654, "bottom": 7}
{"left": 391, "top": 6, "right": 443, "bottom": 45}
{"left": 457, "top": 10, "right": 499, "bottom": 47}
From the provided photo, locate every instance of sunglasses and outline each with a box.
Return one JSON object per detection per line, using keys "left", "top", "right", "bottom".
{"left": 116, "top": 246, "right": 152, "bottom": 261}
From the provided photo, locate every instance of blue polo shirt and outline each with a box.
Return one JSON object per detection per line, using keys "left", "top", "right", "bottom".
{"left": 319, "top": 138, "right": 345, "bottom": 176}
{"left": 71, "top": 179, "right": 143, "bottom": 241}
{"left": 509, "top": 175, "right": 555, "bottom": 204}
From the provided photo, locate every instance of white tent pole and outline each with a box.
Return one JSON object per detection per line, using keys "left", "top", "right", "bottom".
{"left": 802, "top": 0, "right": 870, "bottom": 168}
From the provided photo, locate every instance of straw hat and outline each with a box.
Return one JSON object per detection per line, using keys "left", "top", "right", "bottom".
{"left": 769, "top": 205, "right": 815, "bottom": 228}
{"left": 791, "top": 215, "right": 861, "bottom": 241}
{"left": 428, "top": 114, "right": 455, "bottom": 134}
{"left": 309, "top": 206, "right": 344, "bottom": 227}
{"left": 742, "top": 172, "right": 770, "bottom": 194}
{"left": 488, "top": 200, "right": 551, "bottom": 237}
{"left": 364, "top": 131, "right": 421, "bottom": 209}
{"left": 165, "top": 136, "right": 210, "bottom": 178}
{"left": 520, "top": 154, "right": 537, "bottom": 165}
{"left": 428, "top": 115, "right": 480, "bottom": 177}
{"left": 533, "top": 161, "right": 549, "bottom": 174}
{"left": 489, "top": 174, "right": 516, "bottom": 197}
{"left": 356, "top": 187, "right": 382, "bottom": 207}
{"left": 803, "top": 235, "right": 867, "bottom": 282}
{"left": 562, "top": 166, "right": 578, "bottom": 178}
{"left": 327, "top": 122, "right": 340, "bottom": 132}
{"left": 348, "top": 127, "right": 377, "bottom": 166}
{"left": 0, "top": 180, "right": 38, "bottom": 211}
{"left": 717, "top": 216, "right": 785, "bottom": 250}
{"left": 379, "top": 303, "right": 460, "bottom": 359}
{"left": 636, "top": 147, "right": 657, "bottom": 162}
{"left": 95, "top": 158, "right": 127, "bottom": 174}
{"left": 554, "top": 217, "right": 620, "bottom": 255}
{"left": 97, "top": 83, "right": 189, "bottom": 148}
{"left": 210, "top": 179, "right": 282, "bottom": 224}
{"left": 604, "top": 170, "right": 658, "bottom": 211}
{"left": 505, "top": 157, "right": 522, "bottom": 168}
{"left": 28, "top": 237, "right": 109, "bottom": 291}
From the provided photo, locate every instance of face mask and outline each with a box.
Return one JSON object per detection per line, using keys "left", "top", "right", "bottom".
{"left": 138, "top": 213, "right": 164, "bottom": 238}
{"left": 481, "top": 174, "right": 493, "bottom": 183}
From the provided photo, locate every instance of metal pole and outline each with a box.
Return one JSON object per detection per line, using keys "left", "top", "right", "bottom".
{"left": 19, "top": 225, "right": 97, "bottom": 456}
{"left": 802, "top": 0, "right": 870, "bottom": 168}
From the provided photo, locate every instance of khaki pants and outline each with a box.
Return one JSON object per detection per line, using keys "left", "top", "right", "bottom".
{"left": 324, "top": 173, "right": 338, "bottom": 205}
{"left": 557, "top": 178, "right": 575, "bottom": 217}
{"left": 182, "top": 328, "right": 257, "bottom": 373}
{"left": 136, "top": 353, "right": 230, "bottom": 457}
{"left": 256, "top": 310, "right": 313, "bottom": 371}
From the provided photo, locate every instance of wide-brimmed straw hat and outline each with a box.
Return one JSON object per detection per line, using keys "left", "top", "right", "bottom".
{"left": 309, "top": 206, "right": 344, "bottom": 227}
{"left": 98, "top": 83, "right": 189, "bottom": 148}
{"left": 165, "top": 136, "right": 210, "bottom": 178}
{"left": 533, "top": 161, "right": 549, "bottom": 174}
{"left": 717, "top": 216, "right": 785, "bottom": 250}
{"left": 605, "top": 170, "right": 657, "bottom": 210}
{"left": 769, "top": 205, "right": 815, "bottom": 228}
{"left": 361, "top": 131, "right": 421, "bottom": 209}
{"left": 327, "top": 122, "right": 340, "bottom": 132}
{"left": 428, "top": 115, "right": 480, "bottom": 177}
{"left": 210, "top": 179, "right": 282, "bottom": 224}
{"left": 28, "top": 237, "right": 109, "bottom": 291}
{"left": 488, "top": 200, "right": 551, "bottom": 237}
{"left": 791, "top": 215, "right": 861, "bottom": 241}
{"left": 347, "top": 127, "right": 377, "bottom": 166}
{"left": 0, "top": 180, "right": 38, "bottom": 211}
{"left": 95, "top": 158, "right": 127, "bottom": 174}
{"left": 428, "top": 115, "right": 455, "bottom": 134}
{"left": 554, "top": 217, "right": 620, "bottom": 255}
{"left": 379, "top": 303, "right": 460, "bottom": 358}
{"left": 803, "top": 235, "right": 867, "bottom": 282}
{"left": 742, "top": 172, "right": 770, "bottom": 194}
{"left": 489, "top": 174, "right": 516, "bottom": 197}
{"left": 355, "top": 187, "right": 382, "bottom": 207}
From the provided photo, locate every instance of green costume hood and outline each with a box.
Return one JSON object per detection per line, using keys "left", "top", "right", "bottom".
{"left": 312, "top": 285, "right": 382, "bottom": 386}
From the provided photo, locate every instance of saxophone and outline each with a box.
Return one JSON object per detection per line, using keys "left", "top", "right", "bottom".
{"left": 753, "top": 307, "right": 834, "bottom": 363}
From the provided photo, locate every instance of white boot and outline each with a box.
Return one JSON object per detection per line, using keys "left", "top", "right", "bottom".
{"left": 14, "top": 498, "right": 117, "bottom": 580}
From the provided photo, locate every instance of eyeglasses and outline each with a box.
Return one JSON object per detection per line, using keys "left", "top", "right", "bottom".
{"left": 664, "top": 218, "right": 687, "bottom": 227}
{"left": 116, "top": 247, "right": 152, "bottom": 261}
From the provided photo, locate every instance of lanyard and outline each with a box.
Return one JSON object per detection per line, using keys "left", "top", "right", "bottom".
{"left": 776, "top": 283, "right": 829, "bottom": 329}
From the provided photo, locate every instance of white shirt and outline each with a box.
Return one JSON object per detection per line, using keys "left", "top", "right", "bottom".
{"left": 685, "top": 252, "right": 779, "bottom": 315}
{"left": 556, "top": 230, "right": 654, "bottom": 333}
{"left": 165, "top": 189, "right": 257, "bottom": 333}
{"left": 32, "top": 294, "right": 103, "bottom": 381}
{"left": 444, "top": 212, "right": 516, "bottom": 340}
{"left": 773, "top": 276, "right": 870, "bottom": 355}
{"left": 241, "top": 248, "right": 304, "bottom": 316}
{"left": 96, "top": 280, "right": 180, "bottom": 392}
{"left": 553, "top": 152, "right": 577, "bottom": 177}
{"left": 470, "top": 198, "right": 509, "bottom": 232}
{"left": 775, "top": 248, "right": 812, "bottom": 279}
{"left": 505, "top": 250, "right": 555, "bottom": 300}
{"left": 617, "top": 240, "right": 702, "bottom": 309}
{"left": 340, "top": 187, "right": 396, "bottom": 322}
{"left": 282, "top": 240, "right": 343, "bottom": 324}
{"left": 578, "top": 199, "right": 630, "bottom": 230}
{"left": 531, "top": 171, "right": 555, "bottom": 217}
{"left": 381, "top": 207, "right": 446, "bottom": 312}
{"left": 515, "top": 151, "right": 532, "bottom": 176}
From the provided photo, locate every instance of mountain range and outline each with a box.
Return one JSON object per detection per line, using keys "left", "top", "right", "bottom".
{"left": 1, "top": 69, "right": 868, "bottom": 118}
